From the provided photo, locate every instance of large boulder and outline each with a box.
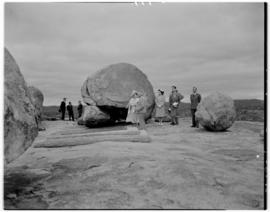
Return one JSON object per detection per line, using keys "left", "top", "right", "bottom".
{"left": 195, "top": 92, "right": 236, "bottom": 131}
{"left": 28, "top": 86, "right": 44, "bottom": 126}
{"left": 81, "top": 63, "right": 155, "bottom": 121}
{"left": 82, "top": 106, "right": 113, "bottom": 128}
{"left": 4, "top": 48, "right": 38, "bottom": 163}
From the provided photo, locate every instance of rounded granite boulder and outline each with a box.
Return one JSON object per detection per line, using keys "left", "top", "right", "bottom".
{"left": 81, "top": 63, "right": 155, "bottom": 120}
{"left": 195, "top": 92, "right": 236, "bottom": 131}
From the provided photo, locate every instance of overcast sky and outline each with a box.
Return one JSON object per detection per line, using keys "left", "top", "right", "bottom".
{"left": 5, "top": 3, "right": 264, "bottom": 105}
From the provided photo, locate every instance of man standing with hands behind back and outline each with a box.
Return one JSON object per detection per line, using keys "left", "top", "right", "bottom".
{"left": 190, "top": 86, "right": 201, "bottom": 128}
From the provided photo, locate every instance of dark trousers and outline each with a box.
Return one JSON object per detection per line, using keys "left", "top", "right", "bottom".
{"left": 61, "top": 110, "right": 66, "bottom": 120}
{"left": 171, "top": 117, "right": 179, "bottom": 125}
{"left": 68, "top": 112, "right": 74, "bottom": 121}
{"left": 78, "top": 111, "right": 83, "bottom": 118}
{"left": 191, "top": 109, "right": 198, "bottom": 127}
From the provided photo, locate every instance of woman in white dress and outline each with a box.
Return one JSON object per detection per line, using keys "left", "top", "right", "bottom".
{"left": 155, "top": 89, "right": 166, "bottom": 125}
{"left": 126, "top": 90, "right": 139, "bottom": 124}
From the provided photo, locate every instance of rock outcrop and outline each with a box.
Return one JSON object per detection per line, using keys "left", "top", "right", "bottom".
{"left": 4, "top": 48, "right": 38, "bottom": 163}
{"left": 28, "top": 86, "right": 44, "bottom": 130}
{"left": 82, "top": 106, "right": 113, "bottom": 128}
{"left": 81, "top": 63, "right": 155, "bottom": 127}
{"left": 195, "top": 92, "right": 236, "bottom": 131}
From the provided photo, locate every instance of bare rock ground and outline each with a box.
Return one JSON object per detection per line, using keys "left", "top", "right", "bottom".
{"left": 4, "top": 119, "right": 265, "bottom": 209}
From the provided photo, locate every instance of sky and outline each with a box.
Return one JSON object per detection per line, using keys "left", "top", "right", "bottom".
{"left": 5, "top": 3, "right": 264, "bottom": 105}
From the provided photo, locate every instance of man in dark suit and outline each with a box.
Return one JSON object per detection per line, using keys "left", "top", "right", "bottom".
{"left": 67, "top": 102, "right": 75, "bottom": 121}
{"left": 190, "top": 87, "right": 201, "bottom": 128}
{"left": 59, "top": 98, "right": 66, "bottom": 120}
{"left": 77, "top": 100, "right": 83, "bottom": 118}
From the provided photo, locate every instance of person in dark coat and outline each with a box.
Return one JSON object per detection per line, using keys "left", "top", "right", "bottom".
{"left": 190, "top": 86, "right": 201, "bottom": 128}
{"left": 169, "top": 86, "right": 184, "bottom": 125}
{"left": 77, "top": 100, "right": 83, "bottom": 118}
{"left": 59, "top": 98, "right": 66, "bottom": 120}
{"left": 67, "top": 102, "right": 75, "bottom": 121}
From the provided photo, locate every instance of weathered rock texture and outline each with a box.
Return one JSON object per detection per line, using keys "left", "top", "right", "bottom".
{"left": 82, "top": 105, "right": 113, "bottom": 128}
{"left": 81, "top": 63, "right": 155, "bottom": 127}
{"left": 4, "top": 120, "right": 264, "bottom": 209}
{"left": 34, "top": 128, "right": 151, "bottom": 148}
{"left": 77, "top": 117, "right": 85, "bottom": 125}
{"left": 195, "top": 92, "right": 236, "bottom": 131}
{"left": 28, "top": 86, "right": 44, "bottom": 126}
{"left": 4, "top": 48, "right": 38, "bottom": 163}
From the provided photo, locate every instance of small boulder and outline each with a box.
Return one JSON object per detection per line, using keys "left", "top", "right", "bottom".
{"left": 81, "top": 105, "right": 113, "bottom": 127}
{"left": 4, "top": 48, "right": 38, "bottom": 163}
{"left": 195, "top": 92, "right": 236, "bottom": 131}
{"left": 77, "top": 117, "right": 85, "bottom": 125}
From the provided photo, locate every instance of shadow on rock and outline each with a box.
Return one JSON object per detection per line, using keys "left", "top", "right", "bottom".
{"left": 4, "top": 167, "right": 50, "bottom": 209}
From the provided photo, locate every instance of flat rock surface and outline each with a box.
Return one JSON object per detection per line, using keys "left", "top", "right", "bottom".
{"left": 5, "top": 119, "right": 265, "bottom": 209}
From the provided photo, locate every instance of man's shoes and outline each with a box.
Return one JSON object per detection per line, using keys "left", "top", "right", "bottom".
{"left": 190, "top": 125, "right": 195, "bottom": 128}
{"left": 170, "top": 123, "right": 175, "bottom": 125}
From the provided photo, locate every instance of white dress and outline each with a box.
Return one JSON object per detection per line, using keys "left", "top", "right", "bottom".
{"left": 126, "top": 97, "right": 139, "bottom": 123}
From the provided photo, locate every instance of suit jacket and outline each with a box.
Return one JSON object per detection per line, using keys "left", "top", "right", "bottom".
{"left": 67, "top": 105, "right": 74, "bottom": 114}
{"left": 190, "top": 93, "right": 201, "bottom": 109}
{"left": 77, "top": 104, "right": 83, "bottom": 112}
{"left": 169, "top": 92, "right": 184, "bottom": 108}
{"left": 59, "top": 101, "right": 66, "bottom": 112}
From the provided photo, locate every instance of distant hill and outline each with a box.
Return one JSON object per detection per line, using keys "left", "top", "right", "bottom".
{"left": 234, "top": 99, "right": 264, "bottom": 110}
{"left": 43, "top": 105, "right": 80, "bottom": 120}
{"left": 233, "top": 99, "right": 264, "bottom": 122}
{"left": 43, "top": 99, "right": 264, "bottom": 122}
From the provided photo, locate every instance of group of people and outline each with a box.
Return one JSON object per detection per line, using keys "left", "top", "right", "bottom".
{"left": 59, "top": 98, "right": 83, "bottom": 121}
{"left": 59, "top": 85, "right": 201, "bottom": 128}
{"left": 126, "top": 85, "right": 201, "bottom": 128}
